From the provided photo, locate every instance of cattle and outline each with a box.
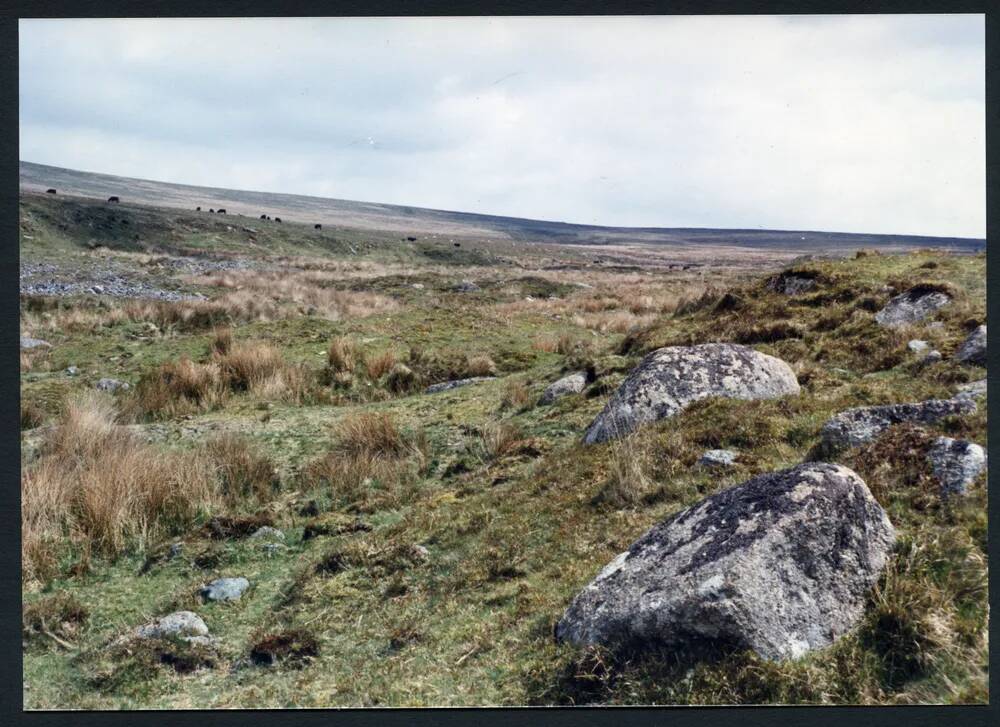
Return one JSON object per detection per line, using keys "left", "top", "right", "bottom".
{"left": 196, "top": 206, "right": 201, "bottom": 211}
{"left": 274, "top": 217, "right": 282, "bottom": 223}
{"left": 260, "top": 214, "right": 268, "bottom": 220}
{"left": 407, "top": 236, "right": 417, "bottom": 242}
{"left": 454, "top": 242, "right": 461, "bottom": 248}
{"left": 314, "top": 224, "right": 322, "bottom": 230}
{"left": 45, "top": 188, "right": 56, "bottom": 194}
{"left": 217, "top": 209, "right": 226, "bottom": 214}
{"left": 108, "top": 196, "right": 120, "bottom": 203}
{"left": 209, "top": 209, "right": 215, "bottom": 213}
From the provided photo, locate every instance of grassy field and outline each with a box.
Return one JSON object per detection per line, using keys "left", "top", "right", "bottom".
{"left": 20, "top": 192, "right": 987, "bottom": 707}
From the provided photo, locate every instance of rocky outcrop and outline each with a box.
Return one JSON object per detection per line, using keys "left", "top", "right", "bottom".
{"left": 556, "top": 463, "right": 895, "bottom": 661}
{"left": 816, "top": 397, "right": 976, "bottom": 456}
{"left": 95, "top": 377, "right": 129, "bottom": 392}
{"left": 767, "top": 272, "right": 817, "bottom": 296}
{"left": 955, "top": 325, "right": 986, "bottom": 367}
{"left": 425, "top": 376, "right": 495, "bottom": 394}
{"left": 582, "top": 344, "right": 800, "bottom": 445}
{"left": 907, "top": 340, "right": 929, "bottom": 353}
{"left": 874, "top": 287, "right": 950, "bottom": 328}
{"left": 540, "top": 371, "right": 587, "bottom": 405}
{"left": 927, "top": 437, "right": 986, "bottom": 496}
{"left": 955, "top": 379, "right": 986, "bottom": 401}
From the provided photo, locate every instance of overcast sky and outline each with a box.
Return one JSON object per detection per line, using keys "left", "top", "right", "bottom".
{"left": 19, "top": 15, "right": 985, "bottom": 238}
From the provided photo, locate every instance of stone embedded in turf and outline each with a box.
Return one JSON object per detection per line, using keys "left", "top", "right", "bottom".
{"left": 555, "top": 463, "right": 896, "bottom": 661}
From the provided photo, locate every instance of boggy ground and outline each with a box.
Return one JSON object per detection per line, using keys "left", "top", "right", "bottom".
{"left": 20, "top": 192, "right": 987, "bottom": 707}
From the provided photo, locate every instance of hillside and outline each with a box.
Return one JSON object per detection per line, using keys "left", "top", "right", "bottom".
{"left": 19, "top": 193, "right": 987, "bottom": 706}
{"left": 21, "top": 161, "right": 986, "bottom": 252}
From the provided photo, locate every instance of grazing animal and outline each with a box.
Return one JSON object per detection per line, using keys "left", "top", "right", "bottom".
{"left": 217, "top": 208, "right": 226, "bottom": 214}
{"left": 314, "top": 224, "right": 322, "bottom": 230}
{"left": 454, "top": 242, "right": 461, "bottom": 248}
{"left": 45, "top": 188, "right": 56, "bottom": 194}
{"left": 407, "top": 236, "right": 417, "bottom": 242}
{"left": 107, "top": 196, "right": 120, "bottom": 203}
{"left": 274, "top": 217, "right": 282, "bottom": 223}
{"left": 260, "top": 214, "right": 267, "bottom": 220}
{"left": 209, "top": 209, "right": 215, "bottom": 213}
{"left": 196, "top": 206, "right": 201, "bottom": 211}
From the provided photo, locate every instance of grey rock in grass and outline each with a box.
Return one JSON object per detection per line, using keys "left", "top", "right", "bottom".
{"left": 95, "top": 377, "right": 129, "bottom": 392}
{"left": 425, "top": 376, "right": 496, "bottom": 394}
{"left": 955, "top": 325, "right": 986, "bottom": 367}
{"left": 817, "top": 397, "right": 976, "bottom": 456}
{"left": 540, "top": 371, "right": 588, "bottom": 405}
{"left": 65, "top": 366, "right": 78, "bottom": 376}
{"left": 874, "top": 288, "right": 950, "bottom": 328}
{"left": 136, "top": 611, "right": 209, "bottom": 641}
{"left": 954, "top": 379, "right": 987, "bottom": 401}
{"left": 768, "top": 273, "right": 817, "bottom": 296}
{"left": 698, "top": 449, "right": 738, "bottom": 467}
{"left": 453, "top": 280, "right": 481, "bottom": 293}
{"left": 927, "top": 437, "right": 987, "bottom": 496}
{"left": 556, "top": 463, "right": 895, "bottom": 661}
{"left": 249, "top": 526, "right": 285, "bottom": 541}
{"left": 919, "top": 350, "right": 942, "bottom": 368}
{"left": 582, "top": 343, "right": 799, "bottom": 445}
{"left": 200, "top": 577, "right": 250, "bottom": 602}
{"left": 907, "top": 339, "right": 929, "bottom": 353}
{"left": 20, "top": 336, "right": 51, "bottom": 350}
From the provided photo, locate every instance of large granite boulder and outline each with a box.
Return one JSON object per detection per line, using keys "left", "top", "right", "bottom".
{"left": 540, "top": 371, "right": 587, "bottom": 405}
{"left": 200, "top": 577, "right": 250, "bottom": 602}
{"left": 927, "top": 437, "right": 987, "bottom": 496}
{"left": 874, "top": 287, "right": 950, "bottom": 328}
{"left": 816, "top": 397, "right": 977, "bottom": 456}
{"left": 582, "top": 344, "right": 799, "bottom": 445}
{"left": 955, "top": 325, "right": 986, "bottom": 367}
{"left": 555, "top": 463, "right": 895, "bottom": 661}
{"left": 135, "top": 611, "right": 209, "bottom": 641}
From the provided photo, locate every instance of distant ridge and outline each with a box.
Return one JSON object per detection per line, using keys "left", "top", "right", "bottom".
{"left": 20, "top": 161, "right": 986, "bottom": 252}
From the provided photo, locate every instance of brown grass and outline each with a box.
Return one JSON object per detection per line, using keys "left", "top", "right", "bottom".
{"left": 364, "top": 350, "right": 398, "bottom": 381}
{"left": 22, "top": 393, "right": 218, "bottom": 583}
{"left": 464, "top": 354, "right": 498, "bottom": 377}
{"left": 500, "top": 379, "right": 534, "bottom": 412}
{"left": 327, "top": 336, "right": 360, "bottom": 374}
{"left": 204, "top": 434, "right": 280, "bottom": 505}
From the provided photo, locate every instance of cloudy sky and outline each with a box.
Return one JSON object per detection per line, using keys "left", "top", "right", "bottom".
{"left": 19, "top": 15, "right": 985, "bottom": 238}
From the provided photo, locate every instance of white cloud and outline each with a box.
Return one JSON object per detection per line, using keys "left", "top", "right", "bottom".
{"left": 19, "top": 15, "right": 985, "bottom": 237}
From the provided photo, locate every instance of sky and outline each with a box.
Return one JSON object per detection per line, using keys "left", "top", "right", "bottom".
{"left": 19, "top": 15, "right": 985, "bottom": 238}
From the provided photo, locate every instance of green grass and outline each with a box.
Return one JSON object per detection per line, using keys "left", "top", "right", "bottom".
{"left": 21, "top": 210, "right": 988, "bottom": 708}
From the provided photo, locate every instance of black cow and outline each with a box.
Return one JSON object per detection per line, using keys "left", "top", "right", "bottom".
{"left": 407, "top": 236, "right": 417, "bottom": 242}
{"left": 274, "top": 217, "right": 282, "bottom": 223}
{"left": 260, "top": 214, "right": 267, "bottom": 220}
{"left": 454, "top": 242, "right": 461, "bottom": 248}
{"left": 209, "top": 209, "right": 215, "bottom": 213}
{"left": 108, "top": 196, "right": 120, "bottom": 203}
{"left": 45, "top": 188, "right": 57, "bottom": 194}
{"left": 217, "top": 209, "right": 226, "bottom": 214}
{"left": 314, "top": 223, "right": 322, "bottom": 230}
{"left": 196, "top": 206, "right": 202, "bottom": 211}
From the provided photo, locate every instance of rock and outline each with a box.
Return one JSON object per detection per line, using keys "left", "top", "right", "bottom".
{"left": 95, "top": 377, "right": 129, "bottom": 392}
{"left": 556, "top": 463, "right": 895, "bottom": 661}
{"left": 412, "top": 544, "right": 431, "bottom": 561}
{"left": 907, "top": 339, "right": 929, "bottom": 353}
{"left": 65, "top": 366, "right": 78, "bottom": 376}
{"left": 249, "top": 526, "right": 285, "bottom": 541}
{"left": 874, "top": 287, "right": 951, "bottom": 328}
{"left": 540, "top": 371, "right": 587, "bottom": 405}
{"left": 20, "top": 336, "right": 51, "bottom": 350}
{"left": 425, "top": 376, "right": 496, "bottom": 394}
{"left": 91, "top": 284, "right": 104, "bottom": 294}
{"left": 136, "top": 611, "right": 209, "bottom": 641}
{"left": 768, "top": 273, "right": 817, "bottom": 295}
{"left": 927, "top": 437, "right": 987, "bottom": 496}
{"left": 919, "top": 350, "right": 942, "bottom": 367}
{"left": 955, "top": 379, "right": 987, "bottom": 401}
{"left": 927, "top": 321, "right": 945, "bottom": 331}
{"left": 168, "top": 543, "right": 184, "bottom": 559}
{"left": 454, "top": 280, "right": 481, "bottom": 293}
{"left": 955, "top": 325, "right": 986, "bottom": 367}
{"left": 411, "top": 283, "right": 424, "bottom": 290}
{"left": 200, "top": 577, "right": 250, "bottom": 602}
{"left": 698, "top": 449, "right": 737, "bottom": 467}
{"left": 817, "top": 397, "right": 977, "bottom": 455}
{"left": 582, "top": 343, "right": 800, "bottom": 445}
{"left": 261, "top": 543, "right": 285, "bottom": 556}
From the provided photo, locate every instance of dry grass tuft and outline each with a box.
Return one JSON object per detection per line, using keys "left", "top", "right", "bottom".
{"left": 204, "top": 434, "right": 280, "bottom": 505}
{"left": 327, "top": 336, "right": 360, "bottom": 373}
{"left": 365, "top": 350, "right": 398, "bottom": 381}
{"left": 465, "top": 354, "right": 498, "bottom": 377}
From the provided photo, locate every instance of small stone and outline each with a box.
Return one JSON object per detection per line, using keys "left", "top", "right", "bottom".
{"left": 96, "top": 377, "right": 129, "bottom": 392}
{"left": 698, "top": 449, "right": 738, "bottom": 467}
{"left": 65, "top": 366, "right": 78, "bottom": 376}
{"left": 955, "top": 325, "right": 986, "bottom": 367}
{"left": 955, "top": 379, "right": 986, "bottom": 401}
{"left": 453, "top": 280, "right": 481, "bottom": 293}
{"left": 91, "top": 285, "right": 105, "bottom": 294}
{"left": 540, "top": 371, "right": 587, "bottom": 404}
{"left": 136, "top": 611, "right": 209, "bottom": 641}
{"left": 927, "top": 437, "right": 987, "bottom": 496}
{"left": 20, "top": 336, "right": 51, "bottom": 350}
{"left": 249, "top": 526, "right": 285, "bottom": 541}
{"left": 919, "top": 350, "right": 942, "bottom": 367}
{"left": 412, "top": 283, "right": 424, "bottom": 290}
{"left": 168, "top": 543, "right": 184, "bottom": 559}
{"left": 907, "top": 339, "right": 929, "bottom": 353}
{"left": 425, "top": 377, "right": 496, "bottom": 394}
{"left": 261, "top": 543, "right": 285, "bottom": 556}
{"left": 200, "top": 577, "right": 250, "bottom": 602}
